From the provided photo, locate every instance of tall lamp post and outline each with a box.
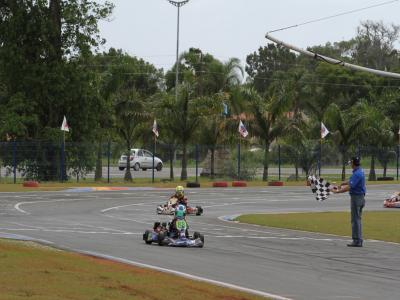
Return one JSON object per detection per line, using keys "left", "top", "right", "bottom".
{"left": 167, "top": 0, "right": 189, "bottom": 103}
{"left": 167, "top": 0, "right": 189, "bottom": 181}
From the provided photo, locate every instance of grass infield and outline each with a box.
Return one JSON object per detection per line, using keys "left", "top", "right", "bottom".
{"left": 236, "top": 211, "right": 400, "bottom": 243}
{"left": 0, "top": 239, "right": 267, "bottom": 300}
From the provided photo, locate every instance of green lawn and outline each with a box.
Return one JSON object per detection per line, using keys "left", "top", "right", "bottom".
{"left": 0, "top": 239, "right": 267, "bottom": 300}
{"left": 236, "top": 211, "right": 400, "bottom": 243}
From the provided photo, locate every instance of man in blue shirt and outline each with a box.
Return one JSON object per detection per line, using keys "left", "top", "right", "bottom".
{"left": 333, "top": 157, "right": 366, "bottom": 247}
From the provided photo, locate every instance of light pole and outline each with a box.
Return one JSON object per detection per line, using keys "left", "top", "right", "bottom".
{"left": 167, "top": 0, "right": 189, "bottom": 103}
{"left": 167, "top": 0, "right": 189, "bottom": 181}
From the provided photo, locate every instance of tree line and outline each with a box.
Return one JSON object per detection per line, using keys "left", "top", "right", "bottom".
{"left": 1, "top": 1, "right": 399, "bottom": 181}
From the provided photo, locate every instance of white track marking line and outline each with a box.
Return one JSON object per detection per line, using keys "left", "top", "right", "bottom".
{"left": 14, "top": 198, "right": 90, "bottom": 214}
{"left": 0, "top": 227, "right": 141, "bottom": 235}
{"left": 76, "top": 249, "right": 293, "bottom": 300}
{"left": 15, "top": 197, "right": 161, "bottom": 215}
{"left": 0, "top": 232, "right": 54, "bottom": 244}
{"left": 73, "top": 222, "right": 129, "bottom": 234}
{"left": 101, "top": 201, "right": 161, "bottom": 213}
{"left": 101, "top": 213, "right": 153, "bottom": 225}
{"left": 212, "top": 235, "right": 346, "bottom": 242}
{"left": 188, "top": 219, "right": 286, "bottom": 235}
{"left": 219, "top": 215, "right": 400, "bottom": 245}
{"left": 7, "top": 221, "right": 137, "bottom": 235}
{"left": 202, "top": 199, "right": 293, "bottom": 208}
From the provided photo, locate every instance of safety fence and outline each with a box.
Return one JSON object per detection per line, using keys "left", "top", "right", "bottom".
{"left": 0, "top": 141, "right": 399, "bottom": 183}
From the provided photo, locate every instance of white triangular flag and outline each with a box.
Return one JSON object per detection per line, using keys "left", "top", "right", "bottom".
{"left": 152, "top": 119, "right": 159, "bottom": 137}
{"left": 321, "top": 122, "right": 329, "bottom": 139}
{"left": 61, "top": 116, "right": 70, "bottom": 132}
{"left": 238, "top": 120, "right": 248, "bottom": 138}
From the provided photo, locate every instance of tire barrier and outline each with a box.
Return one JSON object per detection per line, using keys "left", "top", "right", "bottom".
{"left": 232, "top": 181, "right": 247, "bottom": 187}
{"left": 377, "top": 177, "right": 394, "bottom": 181}
{"left": 268, "top": 181, "right": 284, "bottom": 186}
{"left": 213, "top": 181, "right": 228, "bottom": 188}
{"left": 186, "top": 182, "right": 201, "bottom": 188}
{"left": 23, "top": 181, "right": 39, "bottom": 188}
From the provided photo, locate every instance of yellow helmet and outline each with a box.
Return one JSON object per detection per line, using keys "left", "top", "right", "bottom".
{"left": 175, "top": 185, "right": 184, "bottom": 196}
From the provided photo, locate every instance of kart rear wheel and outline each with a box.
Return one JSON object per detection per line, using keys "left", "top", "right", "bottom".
{"left": 193, "top": 232, "right": 205, "bottom": 243}
{"left": 199, "top": 234, "right": 204, "bottom": 243}
{"left": 158, "top": 232, "right": 166, "bottom": 246}
{"left": 143, "top": 230, "right": 153, "bottom": 244}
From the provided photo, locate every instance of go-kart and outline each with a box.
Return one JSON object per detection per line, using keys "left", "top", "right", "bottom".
{"left": 383, "top": 192, "right": 400, "bottom": 208}
{"left": 156, "top": 197, "right": 203, "bottom": 216}
{"left": 142, "top": 220, "right": 204, "bottom": 248}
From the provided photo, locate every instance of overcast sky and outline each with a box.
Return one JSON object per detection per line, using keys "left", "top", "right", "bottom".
{"left": 98, "top": 0, "right": 400, "bottom": 71}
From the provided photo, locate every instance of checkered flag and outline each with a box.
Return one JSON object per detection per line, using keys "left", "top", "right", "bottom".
{"left": 307, "top": 175, "right": 332, "bottom": 202}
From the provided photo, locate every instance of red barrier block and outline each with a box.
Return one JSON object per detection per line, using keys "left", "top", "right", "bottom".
{"left": 213, "top": 181, "right": 228, "bottom": 188}
{"left": 268, "top": 181, "right": 284, "bottom": 186}
{"left": 23, "top": 181, "right": 39, "bottom": 188}
{"left": 232, "top": 181, "right": 247, "bottom": 187}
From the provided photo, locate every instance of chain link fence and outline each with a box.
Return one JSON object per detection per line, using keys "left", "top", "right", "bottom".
{"left": 0, "top": 141, "right": 398, "bottom": 183}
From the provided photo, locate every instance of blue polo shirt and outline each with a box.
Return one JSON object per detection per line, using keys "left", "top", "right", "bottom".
{"left": 349, "top": 167, "right": 366, "bottom": 195}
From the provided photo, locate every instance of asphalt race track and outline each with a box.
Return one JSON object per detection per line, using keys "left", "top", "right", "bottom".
{"left": 0, "top": 185, "right": 399, "bottom": 300}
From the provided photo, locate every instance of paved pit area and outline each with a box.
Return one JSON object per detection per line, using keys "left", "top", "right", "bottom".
{"left": 0, "top": 185, "right": 399, "bottom": 300}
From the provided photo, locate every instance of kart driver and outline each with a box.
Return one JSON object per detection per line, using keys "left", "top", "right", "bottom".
{"left": 169, "top": 204, "right": 188, "bottom": 238}
{"left": 386, "top": 191, "right": 400, "bottom": 202}
{"left": 153, "top": 222, "right": 167, "bottom": 233}
{"left": 169, "top": 186, "right": 188, "bottom": 208}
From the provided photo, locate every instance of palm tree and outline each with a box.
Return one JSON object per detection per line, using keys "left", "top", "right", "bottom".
{"left": 199, "top": 57, "right": 244, "bottom": 177}
{"left": 165, "top": 49, "right": 244, "bottom": 180}
{"left": 357, "top": 101, "right": 393, "bottom": 180}
{"left": 159, "top": 85, "right": 211, "bottom": 180}
{"left": 325, "top": 103, "right": 366, "bottom": 180}
{"left": 114, "top": 89, "right": 150, "bottom": 182}
{"left": 242, "top": 87, "right": 287, "bottom": 181}
{"left": 282, "top": 120, "right": 320, "bottom": 180}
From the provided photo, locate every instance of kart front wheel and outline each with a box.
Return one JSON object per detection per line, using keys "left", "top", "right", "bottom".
{"left": 195, "top": 206, "right": 203, "bottom": 216}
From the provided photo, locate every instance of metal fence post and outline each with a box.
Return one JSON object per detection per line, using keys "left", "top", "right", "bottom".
{"left": 278, "top": 144, "right": 281, "bottom": 181}
{"left": 107, "top": 141, "right": 111, "bottom": 183}
{"left": 195, "top": 144, "right": 199, "bottom": 183}
{"left": 170, "top": 144, "right": 174, "bottom": 180}
{"left": 318, "top": 142, "right": 322, "bottom": 177}
{"left": 60, "top": 141, "right": 64, "bottom": 182}
{"left": 13, "top": 140, "right": 16, "bottom": 184}
{"left": 397, "top": 145, "right": 399, "bottom": 181}
{"left": 237, "top": 142, "right": 241, "bottom": 180}
{"left": 152, "top": 139, "right": 155, "bottom": 183}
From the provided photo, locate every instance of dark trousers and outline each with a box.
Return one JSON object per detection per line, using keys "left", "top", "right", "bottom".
{"left": 350, "top": 194, "right": 365, "bottom": 244}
